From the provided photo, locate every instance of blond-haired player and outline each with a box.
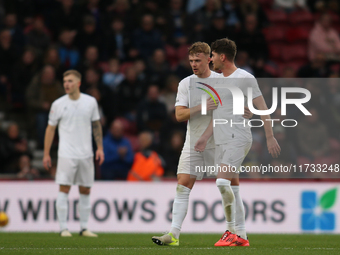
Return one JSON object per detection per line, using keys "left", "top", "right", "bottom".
{"left": 152, "top": 42, "right": 252, "bottom": 246}
{"left": 43, "top": 70, "right": 104, "bottom": 237}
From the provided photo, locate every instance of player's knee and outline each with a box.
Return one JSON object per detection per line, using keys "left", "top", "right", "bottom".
{"left": 79, "top": 186, "right": 91, "bottom": 195}
{"left": 177, "top": 176, "right": 195, "bottom": 189}
{"left": 59, "top": 185, "right": 71, "bottom": 194}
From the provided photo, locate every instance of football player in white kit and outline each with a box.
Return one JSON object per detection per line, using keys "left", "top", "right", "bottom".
{"left": 43, "top": 70, "right": 105, "bottom": 237}
{"left": 152, "top": 42, "right": 252, "bottom": 246}
{"left": 195, "top": 38, "right": 281, "bottom": 246}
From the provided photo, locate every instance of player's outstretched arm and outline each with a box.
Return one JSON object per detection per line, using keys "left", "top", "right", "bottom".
{"left": 252, "top": 96, "right": 281, "bottom": 158}
{"left": 194, "top": 119, "right": 213, "bottom": 152}
{"left": 92, "top": 120, "right": 105, "bottom": 165}
{"left": 43, "top": 125, "right": 56, "bottom": 170}
{"left": 176, "top": 98, "right": 218, "bottom": 122}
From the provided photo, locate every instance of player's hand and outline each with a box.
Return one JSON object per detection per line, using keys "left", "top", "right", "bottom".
{"left": 96, "top": 149, "right": 105, "bottom": 165}
{"left": 206, "top": 97, "right": 219, "bottom": 111}
{"left": 267, "top": 137, "right": 281, "bottom": 158}
{"left": 43, "top": 155, "right": 52, "bottom": 170}
{"left": 243, "top": 106, "right": 253, "bottom": 119}
{"left": 194, "top": 136, "right": 208, "bottom": 153}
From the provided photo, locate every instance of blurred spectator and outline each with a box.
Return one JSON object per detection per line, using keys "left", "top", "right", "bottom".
{"left": 309, "top": 13, "right": 340, "bottom": 61}
{"left": 133, "top": 14, "right": 164, "bottom": 60}
{"left": 117, "top": 66, "right": 146, "bottom": 117}
{"left": 297, "top": 108, "right": 330, "bottom": 160}
{"left": 0, "top": 29, "right": 17, "bottom": 80}
{"left": 75, "top": 15, "right": 103, "bottom": 56}
{"left": 10, "top": 47, "right": 39, "bottom": 107}
{"left": 77, "top": 45, "right": 101, "bottom": 75}
{"left": 274, "top": 0, "right": 308, "bottom": 12}
{"left": 161, "top": 74, "right": 179, "bottom": 114}
{"left": 87, "top": 87, "right": 106, "bottom": 127}
{"left": 127, "top": 131, "right": 164, "bottom": 181}
{"left": 204, "top": 10, "right": 231, "bottom": 45}
{"left": 297, "top": 52, "right": 330, "bottom": 77}
{"left": 1, "top": 13, "right": 25, "bottom": 50}
{"left": 26, "top": 17, "right": 50, "bottom": 53}
{"left": 222, "top": 0, "right": 241, "bottom": 31}
{"left": 236, "top": 14, "right": 268, "bottom": 63}
{"left": 137, "top": 85, "right": 168, "bottom": 132}
{"left": 83, "top": 68, "right": 116, "bottom": 123}
{"left": 161, "top": 131, "right": 184, "bottom": 176}
{"left": 0, "top": 123, "right": 30, "bottom": 173}
{"left": 101, "top": 119, "right": 134, "bottom": 180}
{"left": 105, "top": 0, "right": 131, "bottom": 26}
{"left": 57, "top": 29, "right": 80, "bottom": 69}
{"left": 16, "top": 154, "right": 40, "bottom": 179}
{"left": 49, "top": 0, "right": 81, "bottom": 35}
{"left": 147, "top": 48, "right": 170, "bottom": 86}
{"left": 105, "top": 17, "right": 135, "bottom": 60}
{"left": 43, "top": 46, "right": 63, "bottom": 78}
{"left": 166, "top": 0, "right": 189, "bottom": 47}
{"left": 132, "top": 0, "right": 167, "bottom": 32}
{"left": 235, "top": 51, "right": 254, "bottom": 74}
{"left": 82, "top": 0, "right": 102, "bottom": 26}
{"left": 26, "top": 65, "right": 64, "bottom": 148}
{"left": 237, "top": 0, "right": 268, "bottom": 28}
{"left": 134, "top": 58, "right": 149, "bottom": 84}
{"left": 174, "top": 58, "right": 192, "bottom": 79}
{"left": 102, "top": 58, "right": 125, "bottom": 92}
{"left": 190, "top": 0, "right": 222, "bottom": 33}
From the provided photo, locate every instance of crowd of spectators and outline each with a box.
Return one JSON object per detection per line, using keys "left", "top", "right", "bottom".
{"left": 0, "top": 0, "right": 339, "bottom": 180}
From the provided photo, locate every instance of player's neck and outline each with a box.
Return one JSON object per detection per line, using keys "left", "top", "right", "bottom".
{"left": 68, "top": 91, "right": 81, "bottom": 100}
{"left": 197, "top": 68, "right": 211, "bottom": 78}
{"left": 221, "top": 63, "right": 237, "bottom": 77}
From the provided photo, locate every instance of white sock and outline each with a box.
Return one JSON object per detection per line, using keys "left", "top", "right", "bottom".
{"left": 56, "top": 192, "right": 68, "bottom": 231}
{"left": 79, "top": 194, "right": 91, "bottom": 230}
{"left": 216, "top": 178, "right": 235, "bottom": 233}
{"left": 232, "top": 186, "right": 247, "bottom": 239}
{"left": 170, "top": 184, "right": 191, "bottom": 239}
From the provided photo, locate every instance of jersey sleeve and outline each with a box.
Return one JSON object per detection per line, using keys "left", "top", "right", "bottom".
{"left": 91, "top": 99, "right": 101, "bottom": 121}
{"left": 48, "top": 102, "right": 60, "bottom": 126}
{"left": 243, "top": 77, "right": 262, "bottom": 99}
{"left": 175, "top": 80, "right": 189, "bottom": 107}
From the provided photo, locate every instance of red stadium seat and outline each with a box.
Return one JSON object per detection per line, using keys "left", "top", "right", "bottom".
{"left": 281, "top": 44, "right": 308, "bottom": 62}
{"left": 288, "top": 10, "right": 314, "bottom": 27}
{"left": 262, "top": 26, "right": 286, "bottom": 42}
{"left": 285, "top": 27, "right": 310, "bottom": 43}
{"left": 265, "top": 10, "right": 287, "bottom": 25}
{"left": 269, "top": 43, "right": 285, "bottom": 60}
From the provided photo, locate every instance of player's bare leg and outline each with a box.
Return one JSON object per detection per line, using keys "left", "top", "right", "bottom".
{"left": 78, "top": 186, "right": 97, "bottom": 237}
{"left": 215, "top": 165, "right": 238, "bottom": 246}
{"left": 230, "top": 176, "right": 249, "bottom": 246}
{"left": 152, "top": 174, "right": 196, "bottom": 246}
{"left": 57, "top": 185, "right": 72, "bottom": 236}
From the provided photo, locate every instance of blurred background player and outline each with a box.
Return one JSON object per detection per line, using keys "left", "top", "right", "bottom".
{"left": 195, "top": 38, "right": 281, "bottom": 246}
{"left": 43, "top": 70, "right": 104, "bottom": 237}
{"left": 152, "top": 42, "right": 252, "bottom": 246}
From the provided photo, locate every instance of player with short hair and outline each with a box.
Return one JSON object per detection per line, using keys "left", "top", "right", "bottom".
{"left": 151, "top": 42, "right": 252, "bottom": 246}
{"left": 195, "top": 38, "right": 281, "bottom": 246}
{"left": 43, "top": 69, "right": 105, "bottom": 237}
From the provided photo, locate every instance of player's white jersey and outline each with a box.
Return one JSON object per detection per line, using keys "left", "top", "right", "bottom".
{"left": 175, "top": 71, "right": 221, "bottom": 149}
{"left": 48, "top": 93, "right": 100, "bottom": 159}
{"left": 213, "top": 68, "right": 262, "bottom": 145}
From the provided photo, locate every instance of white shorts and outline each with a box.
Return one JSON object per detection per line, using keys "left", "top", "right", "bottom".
{"left": 56, "top": 157, "right": 94, "bottom": 187}
{"left": 215, "top": 139, "right": 252, "bottom": 173}
{"left": 177, "top": 146, "right": 216, "bottom": 180}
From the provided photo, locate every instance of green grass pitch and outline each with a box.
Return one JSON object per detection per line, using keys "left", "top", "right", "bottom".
{"left": 0, "top": 233, "right": 339, "bottom": 254}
